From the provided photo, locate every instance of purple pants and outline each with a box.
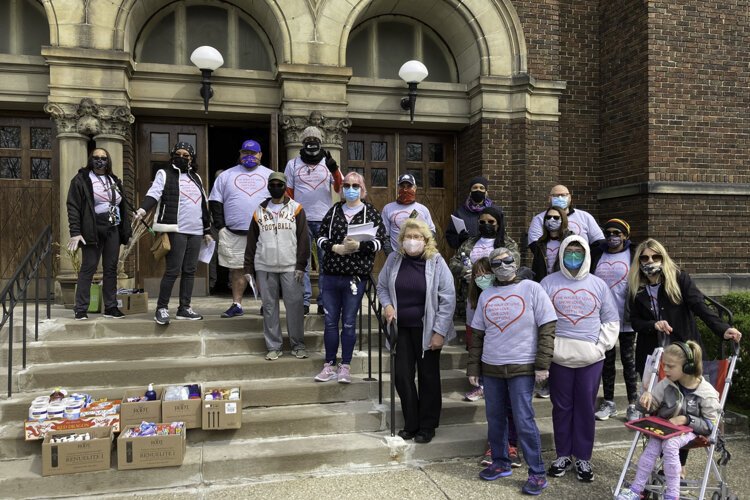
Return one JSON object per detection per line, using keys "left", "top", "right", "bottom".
{"left": 549, "top": 360, "right": 603, "bottom": 461}
{"left": 630, "top": 432, "right": 695, "bottom": 499}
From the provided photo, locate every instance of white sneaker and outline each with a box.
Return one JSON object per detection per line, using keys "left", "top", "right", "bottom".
{"left": 594, "top": 400, "right": 617, "bottom": 421}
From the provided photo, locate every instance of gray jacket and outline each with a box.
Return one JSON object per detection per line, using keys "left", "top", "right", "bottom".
{"left": 640, "top": 377, "right": 721, "bottom": 436}
{"left": 377, "top": 251, "right": 456, "bottom": 352}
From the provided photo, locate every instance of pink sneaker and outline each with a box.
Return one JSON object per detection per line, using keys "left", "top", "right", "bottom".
{"left": 337, "top": 363, "right": 352, "bottom": 384}
{"left": 464, "top": 385, "right": 484, "bottom": 401}
{"left": 314, "top": 362, "right": 337, "bottom": 382}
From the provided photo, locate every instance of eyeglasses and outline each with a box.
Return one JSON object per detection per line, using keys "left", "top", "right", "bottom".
{"left": 478, "top": 219, "right": 497, "bottom": 225}
{"left": 91, "top": 156, "right": 108, "bottom": 161}
{"left": 491, "top": 256, "right": 515, "bottom": 267}
{"left": 404, "top": 234, "right": 425, "bottom": 241}
{"left": 342, "top": 183, "right": 361, "bottom": 189}
{"left": 639, "top": 254, "right": 663, "bottom": 264}
{"left": 544, "top": 215, "right": 561, "bottom": 221}
{"left": 605, "top": 230, "right": 622, "bottom": 236}
{"left": 174, "top": 153, "right": 191, "bottom": 159}
{"left": 550, "top": 193, "right": 570, "bottom": 197}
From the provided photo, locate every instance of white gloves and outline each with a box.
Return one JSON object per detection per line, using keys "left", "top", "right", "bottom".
{"left": 535, "top": 370, "right": 549, "bottom": 383}
{"left": 133, "top": 208, "right": 147, "bottom": 221}
{"left": 343, "top": 237, "right": 360, "bottom": 253}
{"left": 203, "top": 234, "right": 214, "bottom": 244}
{"left": 294, "top": 270, "right": 304, "bottom": 284}
{"left": 67, "top": 236, "right": 86, "bottom": 252}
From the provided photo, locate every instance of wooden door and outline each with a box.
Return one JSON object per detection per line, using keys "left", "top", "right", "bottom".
{"left": 136, "top": 123, "right": 208, "bottom": 296}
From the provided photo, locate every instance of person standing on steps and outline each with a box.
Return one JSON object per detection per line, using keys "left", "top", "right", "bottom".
{"left": 527, "top": 185, "right": 604, "bottom": 252}
{"left": 377, "top": 219, "right": 456, "bottom": 444}
{"left": 66, "top": 147, "right": 132, "bottom": 320}
{"left": 209, "top": 139, "right": 272, "bottom": 319}
{"left": 134, "top": 142, "right": 213, "bottom": 325}
{"left": 244, "top": 172, "right": 309, "bottom": 361}
{"left": 380, "top": 173, "right": 436, "bottom": 255}
{"left": 284, "top": 126, "right": 342, "bottom": 316}
{"left": 445, "top": 176, "right": 501, "bottom": 250}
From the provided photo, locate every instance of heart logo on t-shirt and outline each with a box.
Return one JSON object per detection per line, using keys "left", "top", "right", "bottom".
{"left": 391, "top": 210, "right": 412, "bottom": 229}
{"left": 569, "top": 220, "right": 582, "bottom": 235}
{"left": 596, "top": 261, "right": 628, "bottom": 289}
{"left": 483, "top": 294, "right": 526, "bottom": 332}
{"left": 180, "top": 179, "right": 201, "bottom": 204}
{"left": 234, "top": 173, "right": 267, "bottom": 198}
{"left": 296, "top": 165, "right": 328, "bottom": 190}
{"left": 552, "top": 288, "right": 599, "bottom": 325}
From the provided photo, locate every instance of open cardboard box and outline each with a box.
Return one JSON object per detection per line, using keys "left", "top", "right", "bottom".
{"left": 116, "top": 424, "right": 186, "bottom": 470}
{"left": 162, "top": 385, "right": 202, "bottom": 429}
{"left": 42, "top": 426, "right": 113, "bottom": 476}
{"left": 201, "top": 385, "right": 242, "bottom": 430}
{"left": 121, "top": 388, "right": 163, "bottom": 428}
{"left": 116, "top": 292, "right": 148, "bottom": 315}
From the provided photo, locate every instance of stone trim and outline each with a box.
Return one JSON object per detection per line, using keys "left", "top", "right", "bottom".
{"left": 598, "top": 181, "right": 750, "bottom": 200}
{"left": 44, "top": 97, "right": 135, "bottom": 138}
{"left": 279, "top": 111, "right": 351, "bottom": 148}
{"left": 691, "top": 273, "right": 750, "bottom": 297}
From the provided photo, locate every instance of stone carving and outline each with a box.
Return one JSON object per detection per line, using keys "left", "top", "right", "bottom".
{"left": 43, "top": 97, "right": 135, "bottom": 138}
{"left": 304, "top": 0, "right": 326, "bottom": 42}
{"left": 279, "top": 111, "right": 351, "bottom": 148}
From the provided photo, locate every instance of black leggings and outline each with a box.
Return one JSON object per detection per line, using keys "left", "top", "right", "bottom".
{"left": 601, "top": 331, "right": 638, "bottom": 403}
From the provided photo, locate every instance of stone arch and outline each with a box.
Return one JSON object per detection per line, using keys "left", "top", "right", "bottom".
{"left": 39, "top": 0, "right": 60, "bottom": 47}
{"left": 113, "top": 0, "right": 292, "bottom": 64}
{"left": 336, "top": 0, "right": 527, "bottom": 81}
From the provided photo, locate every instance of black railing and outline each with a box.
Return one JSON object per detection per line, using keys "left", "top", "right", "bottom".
{"left": 1, "top": 225, "right": 53, "bottom": 397}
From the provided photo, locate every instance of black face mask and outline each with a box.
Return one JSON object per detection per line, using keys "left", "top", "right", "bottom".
{"left": 470, "top": 190, "right": 486, "bottom": 203}
{"left": 91, "top": 158, "right": 108, "bottom": 171}
{"left": 300, "top": 142, "right": 325, "bottom": 164}
{"left": 268, "top": 185, "right": 286, "bottom": 199}
{"left": 478, "top": 223, "right": 497, "bottom": 238}
{"left": 172, "top": 157, "right": 190, "bottom": 172}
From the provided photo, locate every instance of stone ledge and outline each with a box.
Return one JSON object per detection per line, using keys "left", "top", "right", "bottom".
{"left": 598, "top": 181, "right": 750, "bottom": 200}
{"left": 692, "top": 273, "right": 750, "bottom": 296}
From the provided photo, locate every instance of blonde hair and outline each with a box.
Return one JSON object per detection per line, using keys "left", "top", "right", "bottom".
{"left": 343, "top": 171, "right": 367, "bottom": 199}
{"left": 397, "top": 219, "right": 438, "bottom": 259}
{"left": 664, "top": 340, "right": 703, "bottom": 377}
{"left": 627, "top": 238, "right": 682, "bottom": 304}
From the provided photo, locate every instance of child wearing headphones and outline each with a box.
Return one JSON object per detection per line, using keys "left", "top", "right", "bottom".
{"left": 617, "top": 341, "right": 720, "bottom": 500}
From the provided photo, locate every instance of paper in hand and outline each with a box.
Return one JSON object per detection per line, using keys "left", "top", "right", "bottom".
{"left": 346, "top": 222, "right": 377, "bottom": 242}
{"left": 198, "top": 239, "right": 216, "bottom": 264}
{"left": 450, "top": 215, "right": 467, "bottom": 234}
{"left": 245, "top": 274, "right": 258, "bottom": 300}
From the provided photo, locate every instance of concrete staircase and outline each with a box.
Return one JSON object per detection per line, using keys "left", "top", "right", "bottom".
{"left": 0, "top": 298, "right": 636, "bottom": 498}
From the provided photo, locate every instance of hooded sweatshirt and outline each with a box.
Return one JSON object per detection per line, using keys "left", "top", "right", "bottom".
{"left": 540, "top": 235, "right": 620, "bottom": 368}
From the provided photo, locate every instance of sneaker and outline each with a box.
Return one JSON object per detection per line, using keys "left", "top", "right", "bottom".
{"left": 616, "top": 489, "right": 641, "bottom": 500}
{"left": 509, "top": 445, "right": 522, "bottom": 468}
{"left": 265, "top": 350, "right": 282, "bottom": 361}
{"left": 414, "top": 430, "right": 434, "bottom": 444}
{"left": 521, "top": 474, "right": 548, "bottom": 495}
{"left": 103, "top": 307, "right": 125, "bottom": 319}
{"left": 304, "top": 305, "right": 310, "bottom": 316}
{"left": 74, "top": 310, "right": 88, "bottom": 320}
{"left": 479, "top": 448, "right": 493, "bottom": 466}
{"left": 398, "top": 429, "right": 416, "bottom": 440}
{"left": 547, "top": 456, "right": 572, "bottom": 477}
{"left": 176, "top": 307, "right": 203, "bottom": 320}
{"left": 594, "top": 400, "right": 618, "bottom": 421}
{"left": 317, "top": 305, "right": 325, "bottom": 316}
{"left": 337, "top": 363, "right": 352, "bottom": 384}
{"left": 292, "top": 348, "right": 308, "bottom": 359}
{"left": 221, "top": 303, "right": 244, "bottom": 318}
{"left": 464, "top": 385, "right": 484, "bottom": 402}
{"left": 534, "top": 380, "right": 550, "bottom": 398}
{"left": 479, "top": 463, "right": 512, "bottom": 481}
{"left": 575, "top": 459, "right": 594, "bottom": 482}
{"left": 626, "top": 404, "right": 641, "bottom": 422}
{"left": 154, "top": 308, "right": 170, "bottom": 325}
{"left": 314, "top": 362, "right": 337, "bottom": 382}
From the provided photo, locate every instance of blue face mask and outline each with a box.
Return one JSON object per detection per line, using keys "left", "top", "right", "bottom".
{"left": 474, "top": 275, "right": 494, "bottom": 290}
{"left": 241, "top": 155, "right": 260, "bottom": 169}
{"left": 343, "top": 187, "right": 360, "bottom": 202}
{"left": 551, "top": 195, "right": 569, "bottom": 210}
{"left": 563, "top": 251, "right": 585, "bottom": 270}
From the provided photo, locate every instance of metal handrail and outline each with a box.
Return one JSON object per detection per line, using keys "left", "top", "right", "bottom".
{"left": 1, "top": 225, "right": 53, "bottom": 397}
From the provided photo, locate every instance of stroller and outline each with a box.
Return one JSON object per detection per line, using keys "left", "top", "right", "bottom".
{"left": 613, "top": 299, "right": 741, "bottom": 500}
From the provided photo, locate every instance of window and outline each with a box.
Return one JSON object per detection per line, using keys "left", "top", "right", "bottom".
{"left": 0, "top": 0, "right": 49, "bottom": 56}
{"left": 0, "top": 119, "right": 55, "bottom": 181}
{"left": 136, "top": 4, "right": 273, "bottom": 71}
{"left": 347, "top": 16, "right": 457, "bottom": 83}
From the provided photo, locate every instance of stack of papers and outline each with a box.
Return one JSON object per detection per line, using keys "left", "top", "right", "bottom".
{"left": 347, "top": 222, "right": 377, "bottom": 242}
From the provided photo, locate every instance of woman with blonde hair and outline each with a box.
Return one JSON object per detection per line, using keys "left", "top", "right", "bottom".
{"left": 377, "top": 218, "right": 456, "bottom": 443}
{"left": 627, "top": 238, "right": 742, "bottom": 380}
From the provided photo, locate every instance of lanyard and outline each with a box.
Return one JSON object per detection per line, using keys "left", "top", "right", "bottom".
{"left": 95, "top": 174, "right": 116, "bottom": 206}
{"left": 646, "top": 284, "right": 661, "bottom": 321}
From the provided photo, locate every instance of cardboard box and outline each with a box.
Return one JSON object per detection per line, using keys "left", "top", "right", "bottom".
{"left": 201, "top": 386, "right": 242, "bottom": 430}
{"left": 42, "top": 426, "right": 113, "bottom": 476}
{"left": 162, "top": 386, "right": 202, "bottom": 429}
{"left": 117, "top": 425, "right": 186, "bottom": 470}
{"left": 120, "top": 388, "right": 163, "bottom": 428}
{"left": 116, "top": 292, "right": 148, "bottom": 315}
{"left": 25, "top": 413, "right": 120, "bottom": 441}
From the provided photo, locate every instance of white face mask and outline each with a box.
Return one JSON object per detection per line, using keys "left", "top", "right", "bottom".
{"left": 403, "top": 239, "right": 425, "bottom": 256}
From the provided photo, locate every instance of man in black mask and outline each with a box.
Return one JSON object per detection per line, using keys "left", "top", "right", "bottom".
{"left": 283, "top": 126, "right": 341, "bottom": 315}
{"left": 445, "top": 176, "right": 503, "bottom": 249}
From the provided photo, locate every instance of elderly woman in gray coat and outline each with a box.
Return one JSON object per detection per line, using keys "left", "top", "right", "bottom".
{"left": 377, "top": 219, "right": 456, "bottom": 444}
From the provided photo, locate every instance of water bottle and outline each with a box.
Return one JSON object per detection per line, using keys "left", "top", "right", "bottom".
{"left": 460, "top": 252, "right": 471, "bottom": 269}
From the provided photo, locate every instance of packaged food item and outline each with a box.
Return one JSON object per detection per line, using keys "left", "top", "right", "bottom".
{"left": 203, "top": 387, "right": 240, "bottom": 401}
{"left": 49, "top": 432, "right": 91, "bottom": 443}
{"left": 122, "top": 421, "right": 185, "bottom": 438}
{"left": 49, "top": 388, "right": 67, "bottom": 402}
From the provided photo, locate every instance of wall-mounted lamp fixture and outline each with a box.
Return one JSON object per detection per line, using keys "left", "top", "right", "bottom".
{"left": 398, "top": 60, "right": 429, "bottom": 124}
{"left": 190, "top": 46, "right": 224, "bottom": 114}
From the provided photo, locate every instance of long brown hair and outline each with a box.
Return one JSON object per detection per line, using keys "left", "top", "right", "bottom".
{"left": 468, "top": 257, "right": 492, "bottom": 310}
{"left": 540, "top": 206, "right": 569, "bottom": 243}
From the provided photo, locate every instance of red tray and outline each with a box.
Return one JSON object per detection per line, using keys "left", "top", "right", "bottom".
{"left": 625, "top": 416, "right": 693, "bottom": 440}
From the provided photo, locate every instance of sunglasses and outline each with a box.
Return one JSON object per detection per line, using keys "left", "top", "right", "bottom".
{"left": 544, "top": 215, "right": 561, "bottom": 221}
{"left": 639, "top": 254, "right": 663, "bottom": 264}
{"left": 605, "top": 230, "right": 622, "bottom": 236}
{"left": 91, "top": 156, "right": 108, "bottom": 161}
{"left": 342, "top": 183, "right": 361, "bottom": 189}
{"left": 268, "top": 182, "right": 285, "bottom": 189}
{"left": 478, "top": 219, "right": 497, "bottom": 225}
{"left": 491, "top": 256, "right": 515, "bottom": 267}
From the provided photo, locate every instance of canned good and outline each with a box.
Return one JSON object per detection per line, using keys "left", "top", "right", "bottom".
{"left": 64, "top": 409, "right": 81, "bottom": 419}
{"left": 47, "top": 402, "right": 65, "bottom": 418}
{"left": 33, "top": 396, "right": 50, "bottom": 405}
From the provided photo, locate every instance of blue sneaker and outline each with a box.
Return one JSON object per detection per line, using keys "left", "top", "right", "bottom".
{"left": 479, "top": 463, "right": 512, "bottom": 481}
{"left": 522, "top": 474, "right": 548, "bottom": 495}
{"left": 221, "top": 303, "right": 244, "bottom": 318}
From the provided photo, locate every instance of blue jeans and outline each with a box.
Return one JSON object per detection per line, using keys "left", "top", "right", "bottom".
{"left": 484, "top": 374, "right": 545, "bottom": 476}
{"left": 320, "top": 274, "right": 366, "bottom": 364}
{"left": 303, "top": 220, "right": 324, "bottom": 307}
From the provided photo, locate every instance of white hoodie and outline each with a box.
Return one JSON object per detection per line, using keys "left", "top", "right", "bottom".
{"left": 540, "top": 235, "right": 620, "bottom": 368}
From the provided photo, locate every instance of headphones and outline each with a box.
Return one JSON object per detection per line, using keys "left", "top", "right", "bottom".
{"left": 673, "top": 341, "right": 697, "bottom": 375}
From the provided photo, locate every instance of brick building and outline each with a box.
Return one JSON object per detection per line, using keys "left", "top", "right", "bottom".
{"left": 0, "top": 0, "right": 747, "bottom": 293}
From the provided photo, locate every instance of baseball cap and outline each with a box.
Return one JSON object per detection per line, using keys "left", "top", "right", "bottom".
{"left": 268, "top": 171, "right": 287, "bottom": 184}
{"left": 398, "top": 173, "right": 416, "bottom": 186}
{"left": 240, "top": 139, "right": 261, "bottom": 153}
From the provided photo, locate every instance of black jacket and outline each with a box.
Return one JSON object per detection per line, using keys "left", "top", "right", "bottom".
{"left": 445, "top": 202, "right": 502, "bottom": 249}
{"left": 317, "top": 201, "right": 386, "bottom": 276}
{"left": 141, "top": 166, "right": 211, "bottom": 235}
{"left": 590, "top": 239, "right": 635, "bottom": 271}
{"left": 529, "top": 230, "right": 574, "bottom": 282}
{"left": 67, "top": 168, "right": 131, "bottom": 246}
{"left": 629, "top": 270, "right": 730, "bottom": 359}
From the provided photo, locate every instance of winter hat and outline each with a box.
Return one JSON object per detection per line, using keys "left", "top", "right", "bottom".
{"left": 300, "top": 126, "right": 323, "bottom": 142}
{"left": 268, "top": 171, "right": 287, "bottom": 185}
{"left": 468, "top": 176, "right": 489, "bottom": 190}
{"left": 171, "top": 141, "right": 195, "bottom": 159}
{"left": 480, "top": 206, "right": 504, "bottom": 225}
{"left": 603, "top": 218, "right": 630, "bottom": 237}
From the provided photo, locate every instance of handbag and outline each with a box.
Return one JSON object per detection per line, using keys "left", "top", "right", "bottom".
{"left": 150, "top": 232, "right": 171, "bottom": 261}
